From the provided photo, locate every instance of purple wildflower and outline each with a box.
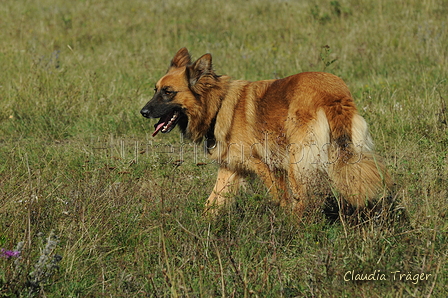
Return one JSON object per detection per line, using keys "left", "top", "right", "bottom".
{"left": 0, "top": 248, "right": 21, "bottom": 258}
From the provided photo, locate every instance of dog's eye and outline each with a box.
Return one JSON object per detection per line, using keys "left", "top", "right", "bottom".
{"left": 160, "top": 87, "right": 177, "bottom": 100}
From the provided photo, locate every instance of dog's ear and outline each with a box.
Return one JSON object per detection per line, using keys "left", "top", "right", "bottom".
{"left": 170, "top": 47, "right": 191, "bottom": 68}
{"left": 188, "top": 53, "right": 212, "bottom": 86}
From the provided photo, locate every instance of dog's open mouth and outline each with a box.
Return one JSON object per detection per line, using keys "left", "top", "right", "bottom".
{"left": 152, "top": 110, "right": 181, "bottom": 137}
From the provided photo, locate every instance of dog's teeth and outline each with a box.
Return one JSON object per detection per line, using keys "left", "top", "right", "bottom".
{"left": 160, "top": 112, "right": 178, "bottom": 133}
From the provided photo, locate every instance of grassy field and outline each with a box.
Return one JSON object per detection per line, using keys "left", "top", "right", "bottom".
{"left": 0, "top": 0, "right": 447, "bottom": 296}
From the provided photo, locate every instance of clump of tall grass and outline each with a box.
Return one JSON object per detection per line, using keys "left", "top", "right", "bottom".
{"left": 0, "top": 231, "right": 62, "bottom": 297}
{"left": 27, "top": 231, "right": 62, "bottom": 295}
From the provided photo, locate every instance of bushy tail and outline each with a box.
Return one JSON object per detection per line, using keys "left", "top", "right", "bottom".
{"left": 328, "top": 114, "right": 392, "bottom": 207}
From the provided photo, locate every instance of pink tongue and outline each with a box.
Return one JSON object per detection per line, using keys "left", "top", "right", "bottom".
{"left": 152, "top": 122, "right": 166, "bottom": 137}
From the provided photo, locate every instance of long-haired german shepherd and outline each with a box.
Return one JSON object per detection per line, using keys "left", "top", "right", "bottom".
{"left": 141, "top": 48, "right": 392, "bottom": 216}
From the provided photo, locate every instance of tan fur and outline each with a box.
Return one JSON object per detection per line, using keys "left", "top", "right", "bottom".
{"left": 144, "top": 48, "right": 393, "bottom": 216}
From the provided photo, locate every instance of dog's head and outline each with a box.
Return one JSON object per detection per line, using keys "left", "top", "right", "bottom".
{"left": 140, "top": 48, "right": 220, "bottom": 140}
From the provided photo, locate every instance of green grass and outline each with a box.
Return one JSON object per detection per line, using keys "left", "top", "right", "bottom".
{"left": 0, "top": 0, "right": 447, "bottom": 296}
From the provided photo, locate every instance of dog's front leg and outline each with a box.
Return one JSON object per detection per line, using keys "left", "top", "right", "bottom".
{"left": 250, "top": 162, "right": 288, "bottom": 207}
{"left": 204, "top": 167, "right": 242, "bottom": 215}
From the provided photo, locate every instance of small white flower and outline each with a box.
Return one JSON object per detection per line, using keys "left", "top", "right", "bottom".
{"left": 393, "top": 102, "right": 403, "bottom": 111}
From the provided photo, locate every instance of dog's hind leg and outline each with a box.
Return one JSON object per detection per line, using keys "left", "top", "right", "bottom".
{"left": 287, "top": 147, "right": 315, "bottom": 215}
{"left": 204, "top": 167, "right": 243, "bottom": 215}
{"left": 286, "top": 110, "right": 332, "bottom": 214}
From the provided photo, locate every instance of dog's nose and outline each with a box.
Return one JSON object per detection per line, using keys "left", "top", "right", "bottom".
{"left": 140, "top": 108, "right": 150, "bottom": 118}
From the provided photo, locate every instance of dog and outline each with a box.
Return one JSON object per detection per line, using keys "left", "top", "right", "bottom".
{"left": 140, "top": 48, "right": 392, "bottom": 215}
